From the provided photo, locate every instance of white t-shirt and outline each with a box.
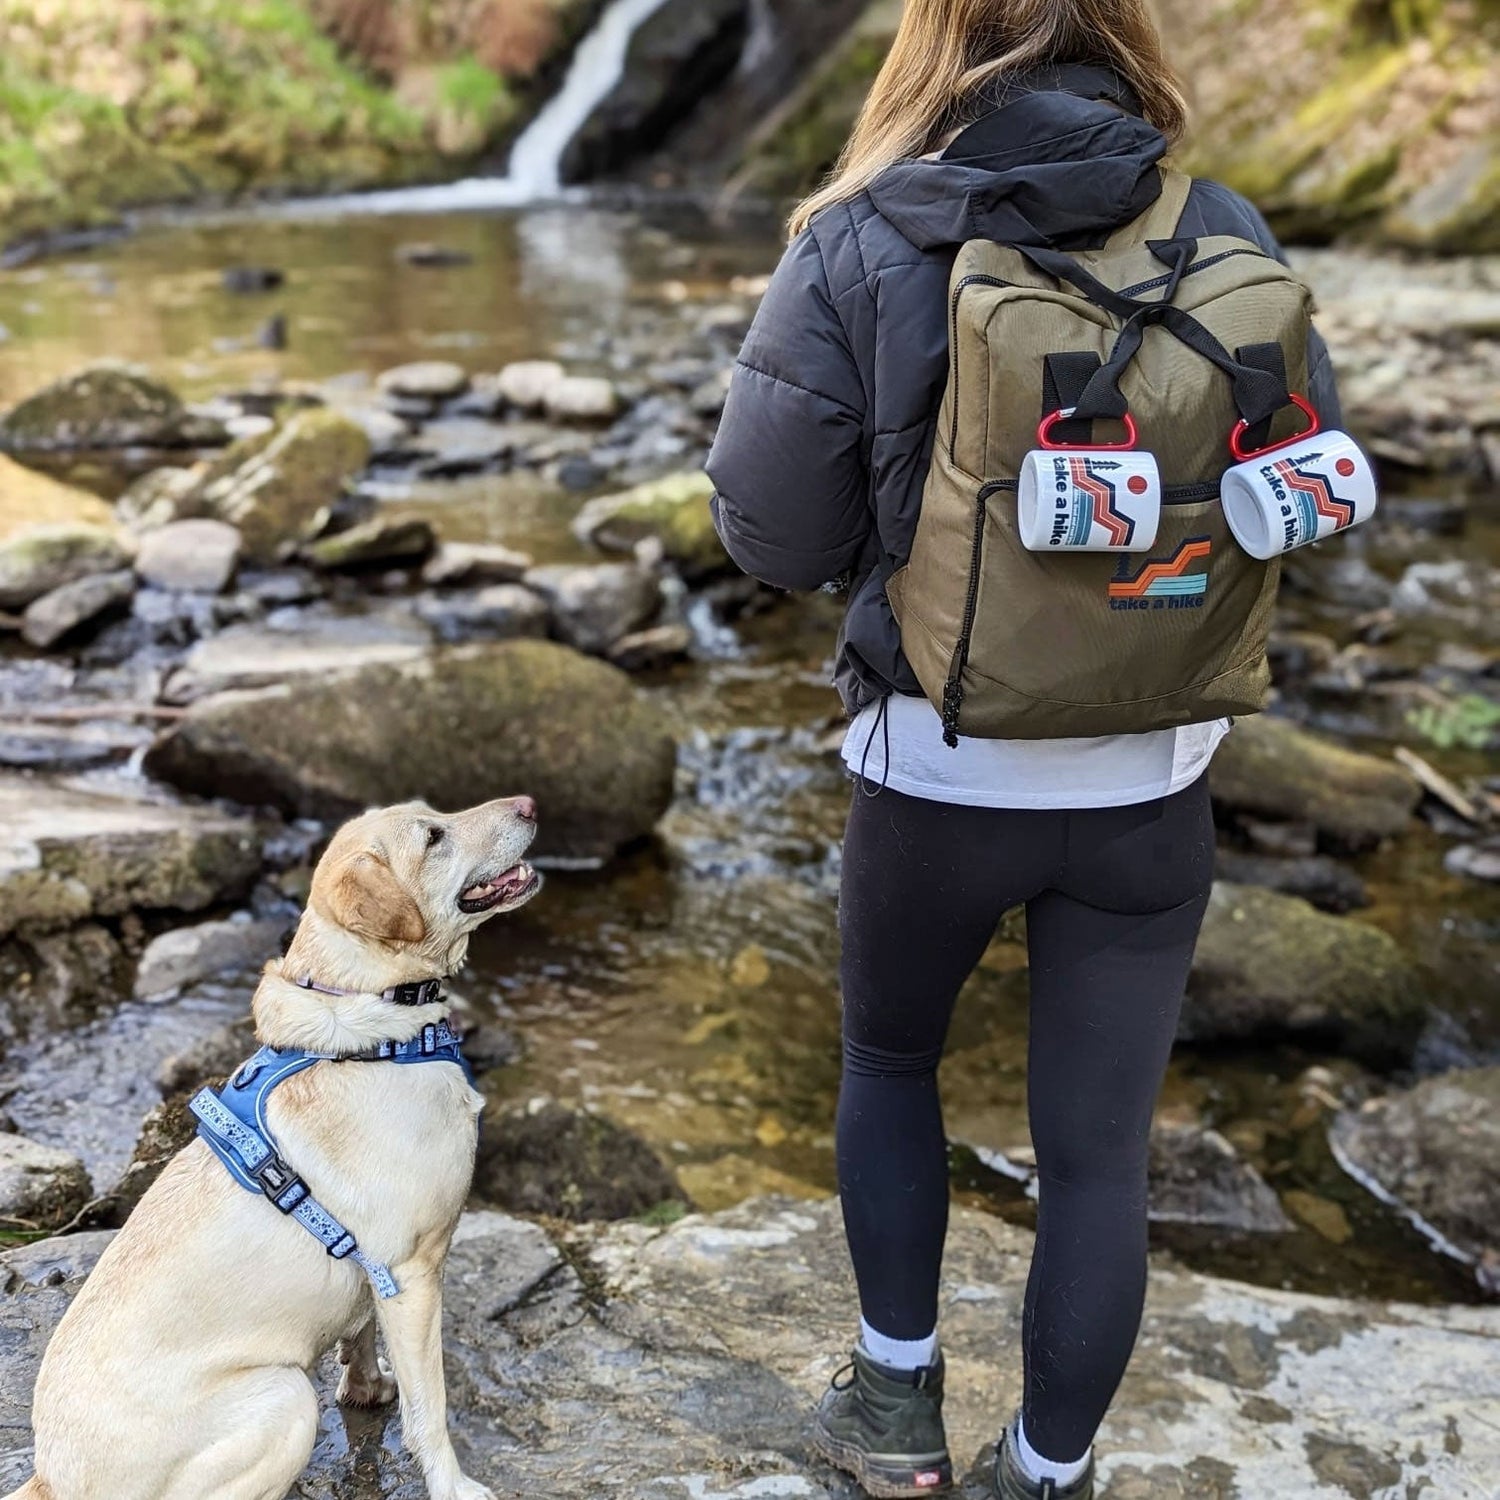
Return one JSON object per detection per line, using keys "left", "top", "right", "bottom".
{"left": 842, "top": 693, "right": 1230, "bottom": 810}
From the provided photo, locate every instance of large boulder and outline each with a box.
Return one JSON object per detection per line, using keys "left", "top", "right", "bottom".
{"left": 145, "top": 641, "right": 677, "bottom": 862}
{"left": 560, "top": 0, "right": 751, "bottom": 182}
{"left": 574, "top": 470, "right": 729, "bottom": 579}
{"left": 0, "top": 775, "right": 260, "bottom": 938}
{"left": 198, "top": 410, "right": 371, "bottom": 565}
{"left": 1210, "top": 716, "right": 1422, "bottom": 850}
{"left": 0, "top": 524, "right": 133, "bottom": 611}
{"left": 0, "top": 365, "right": 225, "bottom": 454}
{"left": 2, "top": 1199, "right": 1497, "bottom": 1496}
{"left": 1330, "top": 1069, "right": 1500, "bottom": 1283}
{"left": 1183, "top": 884, "right": 1424, "bottom": 1066}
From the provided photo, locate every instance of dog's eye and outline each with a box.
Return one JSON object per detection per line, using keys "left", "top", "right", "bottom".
{"left": 425, "top": 826, "right": 445, "bottom": 848}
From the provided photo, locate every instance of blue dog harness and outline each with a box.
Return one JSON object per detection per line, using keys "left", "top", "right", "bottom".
{"left": 190, "top": 1014, "right": 469, "bottom": 1301}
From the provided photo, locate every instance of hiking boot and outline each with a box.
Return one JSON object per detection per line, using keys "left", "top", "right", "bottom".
{"left": 994, "top": 1419, "right": 1095, "bottom": 1500}
{"left": 811, "top": 1345, "right": 953, "bottom": 1497}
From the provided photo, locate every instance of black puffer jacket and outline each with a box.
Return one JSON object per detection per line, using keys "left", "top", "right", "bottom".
{"left": 707, "top": 67, "right": 1341, "bottom": 716}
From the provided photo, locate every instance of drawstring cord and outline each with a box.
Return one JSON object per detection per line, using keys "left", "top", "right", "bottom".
{"left": 857, "top": 696, "right": 892, "bottom": 798}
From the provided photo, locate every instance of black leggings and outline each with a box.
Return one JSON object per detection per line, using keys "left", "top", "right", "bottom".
{"left": 837, "top": 778, "right": 1214, "bottom": 1463}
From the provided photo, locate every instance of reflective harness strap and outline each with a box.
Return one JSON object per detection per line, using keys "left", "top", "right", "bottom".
{"left": 189, "top": 1020, "right": 471, "bottom": 1302}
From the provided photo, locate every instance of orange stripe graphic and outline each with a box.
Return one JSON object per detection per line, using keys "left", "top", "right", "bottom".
{"left": 1108, "top": 539, "right": 1212, "bottom": 598}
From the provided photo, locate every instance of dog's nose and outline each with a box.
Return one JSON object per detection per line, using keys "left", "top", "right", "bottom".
{"left": 511, "top": 795, "right": 538, "bottom": 823}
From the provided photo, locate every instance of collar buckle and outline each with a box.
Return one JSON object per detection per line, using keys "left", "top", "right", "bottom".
{"left": 392, "top": 978, "right": 443, "bottom": 1007}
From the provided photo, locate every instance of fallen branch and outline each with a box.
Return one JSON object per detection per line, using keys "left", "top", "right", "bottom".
{"left": 1395, "top": 746, "right": 1484, "bottom": 825}
{"left": 2, "top": 704, "right": 185, "bottom": 724}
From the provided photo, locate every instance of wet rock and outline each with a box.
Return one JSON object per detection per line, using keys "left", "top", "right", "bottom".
{"left": 1183, "top": 883, "right": 1423, "bottom": 1066}
{"left": 413, "top": 584, "right": 551, "bottom": 644}
{"left": 301, "top": 517, "right": 435, "bottom": 572}
{"left": 1445, "top": 839, "right": 1500, "bottom": 884}
{"left": 160, "top": 610, "right": 431, "bottom": 704}
{"left": 220, "top": 266, "right": 284, "bottom": 293}
{"left": 0, "top": 1134, "right": 90, "bottom": 1230}
{"left": 395, "top": 242, "right": 473, "bottom": 268}
{"left": 132, "top": 518, "right": 241, "bottom": 594}
{"left": 114, "top": 465, "right": 205, "bottom": 532}
{"left": 1212, "top": 851, "right": 1370, "bottom": 914}
{"left": 0, "top": 524, "right": 133, "bottom": 611}
{"left": 1210, "top": 716, "right": 1422, "bottom": 851}
{"left": 408, "top": 420, "right": 518, "bottom": 477}
{"left": 106, "top": 1091, "right": 200, "bottom": 1223}
{"left": 1331, "top": 1068, "right": 1500, "bottom": 1274}
{"left": 376, "top": 361, "right": 470, "bottom": 403}
{"left": 0, "top": 364, "right": 226, "bottom": 454}
{"left": 1149, "top": 1125, "right": 1292, "bottom": 1234}
{"left": 1, "top": 1197, "right": 1498, "bottom": 1495}
{"left": 199, "top": 409, "right": 371, "bottom": 566}
{"left": 544, "top": 375, "right": 622, "bottom": 424}
{"left": 524, "top": 563, "right": 662, "bottom": 655}
{"left": 496, "top": 360, "right": 566, "bottom": 413}
{"left": 608, "top": 623, "right": 693, "bottom": 672}
{"left": 0, "top": 719, "right": 151, "bottom": 773}
{"left": 20, "top": 569, "right": 135, "bottom": 649}
{"left": 561, "top": 0, "right": 750, "bottom": 182}
{"left": 0, "top": 925, "right": 130, "bottom": 1049}
{"left": 421, "top": 542, "right": 533, "bottom": 589}
{"left": 472, "top": 1098, "right": 687, "bottom": 1222}
{"left": 157, "top": 1015, "right": 256, "bottom": 1096}
{"left": 574, "top": 469, "right": 727, "bottom": 579}
{"left": 133, "top": 915, "right": 285, "bottom": 1002}
{"left": 0, "top": 775, "right": 259, "bottom": 938}
{"left": 340, "top": 403, "right": 410, "bottom": 453}
{"left": 145, "top": 640, "right": 678, "bottom": 862}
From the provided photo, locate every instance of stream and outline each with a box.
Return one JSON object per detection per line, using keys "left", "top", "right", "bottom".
{"left": 0, "top": 195, "right": 1496, "bottom": 1310}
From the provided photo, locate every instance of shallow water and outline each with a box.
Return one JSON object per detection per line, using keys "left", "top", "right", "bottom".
{"left": 0, "top": 202, "right": 1495, "bottom": 1305}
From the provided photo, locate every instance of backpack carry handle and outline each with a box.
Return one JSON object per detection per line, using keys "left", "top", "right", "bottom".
{"left": 1229, "top": 394, "right": 1321, "bottom": 462}
{"left": 1038, "top": 408, "right": 1140, "bottom": 451}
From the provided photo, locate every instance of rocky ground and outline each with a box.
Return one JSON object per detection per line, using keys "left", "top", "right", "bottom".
{"left": 0, "top": 1199, "right": 1496, "bottom": 1499}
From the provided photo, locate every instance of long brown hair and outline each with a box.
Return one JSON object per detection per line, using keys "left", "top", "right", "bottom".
{"left": 790, "top": 0, "right": 1188, "bottom": 236}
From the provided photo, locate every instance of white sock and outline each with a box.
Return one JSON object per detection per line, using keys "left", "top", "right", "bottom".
{"left": 1014, "top": 1415, "right": 1091, "bottom": 1487}
{"left": 858, "top": 1318, "right": 938, "bottom": 1372}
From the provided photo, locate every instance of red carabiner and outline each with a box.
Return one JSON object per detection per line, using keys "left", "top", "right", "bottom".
{"left": 1037, "top": 407, "right": 1140, "bottom": 452}
{"left": 1230, "top": 394, "right": 1321, "bottom": 462}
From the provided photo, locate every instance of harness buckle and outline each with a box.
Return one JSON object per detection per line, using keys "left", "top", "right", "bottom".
{"left": 254, "top": 1156, "right": 309, "bottom": 1211}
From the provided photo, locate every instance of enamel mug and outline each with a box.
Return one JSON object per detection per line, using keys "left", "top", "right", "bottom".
{"left": 1221, "top": 401, "right": 1379, "bottom": 560}
{"left": 1018, "top": 448, "right": 1163, "bottom": 554}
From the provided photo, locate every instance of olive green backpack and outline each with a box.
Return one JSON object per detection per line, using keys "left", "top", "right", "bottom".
{"left": 886, "top": 169, "right": 1318, "bottom": 743}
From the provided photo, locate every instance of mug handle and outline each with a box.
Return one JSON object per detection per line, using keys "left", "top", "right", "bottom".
{"left": 1038, "top": 407, "right": 1140, "bottom": 452}
{"left": 1230, "top": 394, "right": 1321, "bottom": 462}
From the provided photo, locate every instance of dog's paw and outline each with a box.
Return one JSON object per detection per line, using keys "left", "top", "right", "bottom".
{"left": 337, "top": 1354, "right": 398, "bottom": 1409}
{"left": 448, "top": 1478, "right": 495, "bottom": 1500}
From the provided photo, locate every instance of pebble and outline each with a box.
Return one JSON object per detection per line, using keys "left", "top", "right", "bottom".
{"left": 376, "top": 361, "right": 470, "bottom": 402}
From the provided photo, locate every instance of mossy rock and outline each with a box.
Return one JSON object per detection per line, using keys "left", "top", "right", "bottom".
{"left": 199, "top": 409, "right": 371, "bottom": 566}
{"left": 573, "top": 470, "right": 727, "bottom": 579}
{"left": 1184, "top": 883, "right": 1424, "bottom": 1066}
{"left": 0, "top": 523, "right": 133, "bottom": 611}
{"left": 0, "top": 365, "right": 224, "bottom": 455}
{"left": 144, "top": 639, "right": 678, "bottom": 863}
{"left": 1210, "top": 716, "right": 1421, "bottom": 851}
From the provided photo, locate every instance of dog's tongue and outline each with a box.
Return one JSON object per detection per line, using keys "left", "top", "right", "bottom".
{"left": 462, "top": 864, "right": 531, "bottom": 905}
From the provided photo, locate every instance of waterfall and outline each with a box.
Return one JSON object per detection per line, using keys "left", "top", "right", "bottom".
{"left": 291, "top": 0, "right": 674, "bottom": 216}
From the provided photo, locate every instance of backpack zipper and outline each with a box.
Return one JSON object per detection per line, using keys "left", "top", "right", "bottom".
{"left": 1117, "top": 246, "right": 1265, "bottom": 300}
{"left": 941, "top": 479, "right": 1010, "bottom": 747}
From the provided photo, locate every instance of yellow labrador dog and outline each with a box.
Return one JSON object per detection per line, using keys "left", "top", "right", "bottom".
{"left": 7, "top": 796, "right": 542, "bottom": 1500}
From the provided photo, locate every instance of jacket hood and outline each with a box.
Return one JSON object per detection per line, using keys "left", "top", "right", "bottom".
{"left": 866, "top": 69, "right": 1168, "bottom": 252}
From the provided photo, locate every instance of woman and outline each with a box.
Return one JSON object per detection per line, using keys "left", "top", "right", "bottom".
{"left": 707, "top": 3, "right": 1341, "bottom": 1498}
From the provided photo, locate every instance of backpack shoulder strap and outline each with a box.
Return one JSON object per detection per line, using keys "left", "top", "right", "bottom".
{"left": 1104, "top": 168, "right": 1195, "bottom": 251}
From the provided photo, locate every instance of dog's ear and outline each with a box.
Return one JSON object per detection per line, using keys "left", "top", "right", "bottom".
{"left": 322, "top": 851, "right": 426, "bottom": 947}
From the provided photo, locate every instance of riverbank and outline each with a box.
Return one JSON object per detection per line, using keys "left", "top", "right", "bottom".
{"left": 1, "top": 1198, "right": 1497, "bottom": 1497}
{"left": 0, "top": 0, "right": 606, "bottom": 254}
{"left": 0, "top": 203, "right": 1495, "bottom": 1310}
